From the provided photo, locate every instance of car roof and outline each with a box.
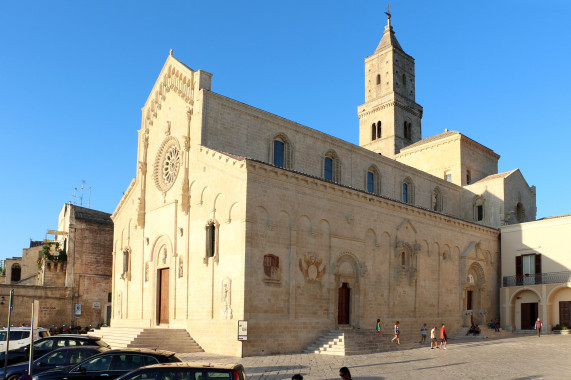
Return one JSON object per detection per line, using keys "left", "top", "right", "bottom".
{"left": 0, "top": 327, "right": 49, "bottom": 331}
{"left": 43, "top": 335, "right": 100, "bottom": 339}
{"left": 103, "top": 348, "right": 177, "bottom": 357}
{"left": 138, "top": 361, "right": 244, "bottom": 370}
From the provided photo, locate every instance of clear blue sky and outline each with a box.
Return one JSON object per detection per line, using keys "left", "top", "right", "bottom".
{"left": 1, "top": 0, "right": 570, "bottom": 261}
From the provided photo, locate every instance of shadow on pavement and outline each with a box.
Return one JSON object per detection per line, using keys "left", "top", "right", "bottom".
{"left": 414, "top": 361, "right": 468, "bottom": 370}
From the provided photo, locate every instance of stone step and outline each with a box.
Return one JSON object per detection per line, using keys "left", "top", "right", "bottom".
{"left": 90, "top": 327, "right": 203, "bottom": 353}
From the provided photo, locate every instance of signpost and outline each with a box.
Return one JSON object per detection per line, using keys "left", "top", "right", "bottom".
{"left": 237, "top": 320, "right": 248, "bottom": 359}
{"left": 28, "top": 300, "right": 39, "bottom": 377}
{"left": 2, "top": 289, "right": 14, "bottom": 380}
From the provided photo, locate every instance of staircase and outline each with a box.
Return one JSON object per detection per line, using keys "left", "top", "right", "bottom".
{"left": 90, "top": 327, "right": 203, "bottom": 353}
{"left": 303, "top": 329, "right": 410, "bottom": 355}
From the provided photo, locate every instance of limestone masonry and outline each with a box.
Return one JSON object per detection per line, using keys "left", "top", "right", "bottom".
{"left": 111, "top": 14, "right": 537, "bottom": 356}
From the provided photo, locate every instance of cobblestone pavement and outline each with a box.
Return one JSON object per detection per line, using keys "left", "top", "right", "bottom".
{"left": 178, "top": 334, "right": 571, "bottom": 379}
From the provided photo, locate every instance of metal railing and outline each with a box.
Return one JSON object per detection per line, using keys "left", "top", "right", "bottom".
{"left": 503, "top": 271, "right": 571, "bottom": 287}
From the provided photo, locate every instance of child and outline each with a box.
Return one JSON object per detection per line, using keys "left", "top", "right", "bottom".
{"left": 376, "top": 319, "right": 381, "bottom": 336}
{"left": 430, "top": 326, "right": 438, "bottom": 349}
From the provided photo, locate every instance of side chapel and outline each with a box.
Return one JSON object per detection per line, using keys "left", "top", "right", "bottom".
{"left": 111, "top": 13, "right": 536, "bottom": 356}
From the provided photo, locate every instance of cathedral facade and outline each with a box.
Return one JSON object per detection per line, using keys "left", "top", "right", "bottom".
{"left": 111, "top": 15, "right": 535, "bottom": 356}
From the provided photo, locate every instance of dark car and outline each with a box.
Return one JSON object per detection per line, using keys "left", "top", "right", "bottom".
{"left": 0, "top": 335, "right": 110, "bottom": 366}
{"left": 0, "top": 346, "right": 108, "bottom": 380}
{"left": 31, "top": 349, "right": 181, "bottom": 380}
{"left": 116, "top": 362, "right": 247, "bottom": 380}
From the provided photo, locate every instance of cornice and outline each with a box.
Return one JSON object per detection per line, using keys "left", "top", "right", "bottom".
{"left": 358, "top": 100, "right": 422, "bottom": 119}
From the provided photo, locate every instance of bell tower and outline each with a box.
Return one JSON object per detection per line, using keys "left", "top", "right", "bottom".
{"left": 358, "top": 10, "right": 423, "bottom": 158}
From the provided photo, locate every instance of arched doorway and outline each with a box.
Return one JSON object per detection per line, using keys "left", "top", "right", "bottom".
{"left": 10, "top": 264, "right": 21, "bottom": 283}
{"left": 335, "top": 253, "right": 361, "bottom": 328}
{"left": 465, "top": 262, "right": 486, "bottom": 325}
{"left": 151, "top": 236, "right": 173, "bottom": 326}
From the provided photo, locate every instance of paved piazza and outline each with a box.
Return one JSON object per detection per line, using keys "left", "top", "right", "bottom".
{"left": 178, "top": 335, "right": 571, "bottom": 379}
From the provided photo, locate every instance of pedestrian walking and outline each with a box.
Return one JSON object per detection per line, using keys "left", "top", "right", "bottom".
{"left": 430, "top": 326, "right": 438, "bottom": 349}
{"left": 376, "top": 318, "right": 381, "bottom": 337}
{"left": 391, "top": 321, "right": 400, "bottom": 344}
{"left": 420, "top": 323, "right": 427, "bottom": 344}
{"left": 535, "top": 318, "right": 543, "bottom": 337}
{"left": 339, "top": 367, "right": 352, "bottom": 380}
{"left": 440, "top": 323, "right": 447, "bottom": 349}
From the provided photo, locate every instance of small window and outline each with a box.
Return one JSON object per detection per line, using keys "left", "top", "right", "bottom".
{"left": 367, "top": 171, "right": 375, "bottom": 193}
{"left": 401, "top": 253, "right": 406, "bottom": 266}
{"left": 402, "top": 73, "right": 406, "bottom": 88}
{"left": 476, "top": 205, "right": 483, "bottom": 221}
{"left": 402, "top": 177, "right": 414, "bottom": 204}
{"left": 323, "top": 150, "right": 341, "bottom": 183}
{"left": 273, "top": 140, "right": 284, "bottom": 167}
{"left": 377, "top": 121, "right": 382, "bottom": 138}
{"left": 376, "top": 74, "right": 381, "bottom": 85}
{"left": 206, "top": 222, "right": 217, "bottom": 258}
{"left": 432, "top": 187, "right": 443, "bottom": 212}
{"left": 445, "top": 172, "right": 452, "bottom": 182}
{"left": 403, "top": 121, "right": 412, "bottom": 140}
{"left": 466, "top": 170, "right": 471, "bottom": 185}
{"left": 371, "top": 123, "right": 377, "bottom": 141}
{"left": 271, "top": 134, "right": 293, "bottom": 169}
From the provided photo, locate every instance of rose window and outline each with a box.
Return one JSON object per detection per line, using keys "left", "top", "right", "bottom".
{"left": 154, "top": 137, "right": 181, "bottom": 192}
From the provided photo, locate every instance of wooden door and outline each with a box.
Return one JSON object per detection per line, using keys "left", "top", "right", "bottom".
{"left": 466, "top": 290, "right": 473, "bottom": 310}
{"left": 560, "top": 301, "right": 571, "bottom": 328}
{"left": 521, "top": 302, "right": 537, "bottom": 330}
{"left": 338, "top": 283, "right": 350, "bottom": 325}
{"left": 158, "top": 268, "right": 169, "bottom": 324}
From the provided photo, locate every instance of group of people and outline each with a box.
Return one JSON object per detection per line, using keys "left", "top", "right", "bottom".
{"left": 291, "top": 366, "right": 352, "bottom": 379}
{"left": 376, "top": 320, "right": 448, "bottom": 349}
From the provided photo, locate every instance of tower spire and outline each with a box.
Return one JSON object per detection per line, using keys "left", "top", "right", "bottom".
{"left": 375, "top": 5, "right": 402, "bottom": 53}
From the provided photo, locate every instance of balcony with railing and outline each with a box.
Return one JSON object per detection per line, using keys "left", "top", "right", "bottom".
{"left": 503, "top": 271, "right": 571, "bottom": 287}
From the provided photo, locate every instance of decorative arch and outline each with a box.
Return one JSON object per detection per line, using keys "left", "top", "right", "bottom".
{"left": 473, "top": 195, "right": 485, "bottom": 221}
{"left": 467, "top": 262, "right": 486, "bottom": 286}
{"left": 335, "top": 251, "right": 364, "bottom": 327}
{"left": 509, "top": 287, "right": 542, "bottom": 305}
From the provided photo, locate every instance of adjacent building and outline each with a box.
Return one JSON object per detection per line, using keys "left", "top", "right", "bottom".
{"left": 500, "top": 214, "right": 571, "bottom": 332}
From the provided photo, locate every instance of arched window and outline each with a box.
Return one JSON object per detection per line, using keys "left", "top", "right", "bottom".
{"left": 366, "top": 165, "right": 381, "bottom": 195}
{"left": 271, "top": 134, "right": 293, "bottom": 169}
{"left": 376, "top": 74, "right": 381, "bottom": 85}
{"left": 404, "top": 121, "right": 412, "bottom": 140}
{"left": 372, "top": 123, "right": 377, "bottom": 141}
{"left": 323, "top": 150, "right": 341, "bottom": 183}
{"left": 401, "top": 252, "right": 406, "bottom": 266}
{"left": 377, "top": 121, "right": 382, "bottom": 138}
{"left": 273, "top": 140, "right": 284, "bottom": 167}
{"left": 473, "top": 196, "right": 485, "bottom": 221}
{"left": 432, "top": 187, "right": 443, "bottom": 212}
{"left": 402, "top": 177, "right": 415, "bottom": 204}
{"left": 205, "top": 220, "right": 220, "bottom": 262}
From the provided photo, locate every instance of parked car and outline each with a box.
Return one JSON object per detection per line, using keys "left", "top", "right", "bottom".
{"left": 116, "top": 362, "right": 247, "bottom": 380}
{"left": 0, "top": 346, "right": 108, "bottom": 380}
{"left": 0, "top": 327, "right": 50, "bottom": 351}
{"left": 31, "top": 349, "right": 181, "bottom": 380}
{"left": 0, "top": 335, "right": 110, "bottom": 366}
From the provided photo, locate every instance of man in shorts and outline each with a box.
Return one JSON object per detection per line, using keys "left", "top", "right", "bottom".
{"left": 430, "top": 326, "right": 438, "bottom": 349}
{"left": 440, "top": 323, "right": 447, "bottom": 349}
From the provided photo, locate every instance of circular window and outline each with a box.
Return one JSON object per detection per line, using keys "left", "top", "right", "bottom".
{"left": 154, "top": 137, "right": 181, "bottom": 192}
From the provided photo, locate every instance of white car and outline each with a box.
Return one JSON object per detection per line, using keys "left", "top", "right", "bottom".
{"left": 0, "top": 327, "right": 50, "bottom": 351}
